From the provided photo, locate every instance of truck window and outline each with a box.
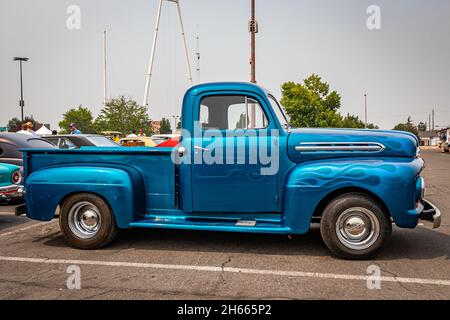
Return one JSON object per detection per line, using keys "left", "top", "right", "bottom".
{"left": 200, "top": 95, "right": 268, "bottom": 130}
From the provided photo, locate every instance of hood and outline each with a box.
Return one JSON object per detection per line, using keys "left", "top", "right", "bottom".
{"left": 288, "top": 128, "right": 419, "bottom": 163}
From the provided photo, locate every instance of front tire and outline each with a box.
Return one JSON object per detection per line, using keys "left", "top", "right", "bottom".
{"left": 59, "top": 193, "right": 118, "bottom": 249}
{"left": 320, "top": 193, "right": 392, "bottom": 260}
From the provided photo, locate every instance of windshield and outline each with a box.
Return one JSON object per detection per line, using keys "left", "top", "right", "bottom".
{"left": 86, "top": 136, "right": 119, "bottom": 147}
{"left": 268, "top": 94, "right": 289, "bottom": 129}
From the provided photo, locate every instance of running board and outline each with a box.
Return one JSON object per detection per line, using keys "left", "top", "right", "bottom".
{"left": 129, "top": 217, "right": 291, "bottom": 234}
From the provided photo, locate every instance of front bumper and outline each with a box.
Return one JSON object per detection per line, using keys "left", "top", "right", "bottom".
{"left": 0, "top": 185, "right": 24, "bottom": 202}
{"left": 418, "top": 199, "right": 441, "bottom": 229}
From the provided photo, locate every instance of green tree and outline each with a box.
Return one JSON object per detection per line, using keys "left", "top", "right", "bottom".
{"left": 59, "top": 106, "right": 95, "bottom": 134}
{"left": 393, "top": 117, "right": 419, "bottom": 136}
{"left": 159, "top": 118, "right": 172, "bottom": 134}
{"left": 281, "top": 74, "right": 342, "bottom": 128}
{"left": 280, "top": 74, "right": 379, "bottom": 129}
{"left": 340, "top": 113, "right": 379, "bottom": 129}
{"left": 94, "top": 97, "right": 152, "bottom": 136}
{"left": 7, "top": 116, "right": 42, "bottom": 132}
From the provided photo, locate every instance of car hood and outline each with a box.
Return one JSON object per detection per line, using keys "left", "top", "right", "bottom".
{"left": 287, "top": 128, "right": 419, "bottom": 163}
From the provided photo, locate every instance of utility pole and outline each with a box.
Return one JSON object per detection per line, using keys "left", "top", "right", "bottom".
{"left": 249, "top": 0, "right": 258, "bottom": 127}
{"left": 195, "top": 27, "right": 201, "bottom": 84}
{"left": 432, "top": 109, "right": 435, "bottom": 131}
{"left": 103, "top": 30, "right": 107, "bottom": 106}
{"left": 364, "top": 94, "right": 368, "bottom": 129}
{"left": 13, "top": 57, "right": 29, "bottom": 122}
{"left": 429, "top": 114, "right": 432, "bottom": 133}
{"left": 250, "top": 0, "right": 257, "bottom": 84}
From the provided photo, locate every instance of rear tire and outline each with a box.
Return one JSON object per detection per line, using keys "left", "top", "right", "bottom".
{"left": 320, "top": 193, "right": 392, "bottom": 260}
{"left": 59, "top": 193, "right": 118, "bottom": 249}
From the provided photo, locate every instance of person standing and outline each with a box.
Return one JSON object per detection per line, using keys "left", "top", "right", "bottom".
{"left": 69, "top": 123, "right": 82, "bottom": 135}
{"left": 17, "top": 122, "right": 37, "bottom": 135}
{"left": 127, "top": 130, "right": 138, "bottom": 138}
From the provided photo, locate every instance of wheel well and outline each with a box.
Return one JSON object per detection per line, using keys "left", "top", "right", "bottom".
{"left": 58, "top": 192, "right": 113, "bottom": 214}
{"left": 312, "top": 187, "right": 392, "bottom": 221}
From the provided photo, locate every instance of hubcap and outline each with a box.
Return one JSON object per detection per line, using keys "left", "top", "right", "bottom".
{"left": 68, "top": 201, "right": 101, "bottom": 239}
{"left": 336, "top": 207, "right": 380, "bottom": 250}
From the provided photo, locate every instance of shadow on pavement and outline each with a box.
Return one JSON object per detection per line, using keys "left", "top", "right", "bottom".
{"left": 41, "top": 224, "right": 450, "bottom": 261}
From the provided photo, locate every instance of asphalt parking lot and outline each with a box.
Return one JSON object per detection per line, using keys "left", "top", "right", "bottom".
{"left": 0, "top": 148, "right": 449, "bottom": 300}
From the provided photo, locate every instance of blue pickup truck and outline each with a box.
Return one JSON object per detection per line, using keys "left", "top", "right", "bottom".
{"left": 18, "top": 82, "right": 441, "bottom": 259}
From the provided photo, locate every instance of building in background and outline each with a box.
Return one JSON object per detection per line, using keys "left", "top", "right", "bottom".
{"left": 419, "top": 130, "right": 441, "bottom": 146}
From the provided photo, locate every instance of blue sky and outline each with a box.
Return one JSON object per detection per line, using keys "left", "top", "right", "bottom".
{"left": 1, "top": 0, "right": 449, "bottom": 130}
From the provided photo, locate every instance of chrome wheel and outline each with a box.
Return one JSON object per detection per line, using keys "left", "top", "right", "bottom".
{"left": 68, "top": 201, "right": 102, "bottom": 239}
{"left": 335, "top": 207, "right": 380, "bottom": 250}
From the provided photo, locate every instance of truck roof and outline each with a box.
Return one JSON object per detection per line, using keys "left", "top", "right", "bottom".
{"left": 185, "top": 82, "right": 270, "bottom": 98}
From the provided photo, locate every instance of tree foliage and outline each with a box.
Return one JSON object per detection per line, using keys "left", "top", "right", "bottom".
{"left": 281, "top": 74, "right": 378, "bottom": 129}
{"left": 58, "top": 106, "right": 95, "bottom": 134}
{"left": 159, "top": 118, "right": 172, "bottom": 134}
{"left": 393, "top": 117, "right": 419, "bottom": 136}
{"left": 94, "top": 97, "right": 152, "bottom": 136}
{"left": 7, "top": 116, "right": 42, "bottom": 132}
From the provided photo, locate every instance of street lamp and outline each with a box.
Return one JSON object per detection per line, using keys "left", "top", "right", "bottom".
{"left": 364, "top": 94, "right": 368, "bottom": 129}
{"left": 13, "top": 57, "right": 29, "bottom": 122}
{"left": 172, "top": 115, "right": 180, "bottom": 131}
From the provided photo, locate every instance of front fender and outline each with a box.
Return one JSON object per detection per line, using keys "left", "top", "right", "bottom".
{"left": 25, "top": 166, "right": 145, "bottom": 228}
{"left": 283, "top": 157, "right": 424, "bottom": 233}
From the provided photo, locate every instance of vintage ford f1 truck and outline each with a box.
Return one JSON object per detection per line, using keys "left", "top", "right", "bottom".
{"left": 18, "top": 82, "right": 441, "bottom": 259}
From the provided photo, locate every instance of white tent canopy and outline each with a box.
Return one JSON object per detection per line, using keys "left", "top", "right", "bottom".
{"left": 35, "top": 125, "right": 52, "bottom": 136}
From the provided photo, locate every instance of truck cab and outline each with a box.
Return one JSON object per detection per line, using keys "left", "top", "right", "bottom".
{"left": 19, "top": 82, "right": 441, "bottom": 260}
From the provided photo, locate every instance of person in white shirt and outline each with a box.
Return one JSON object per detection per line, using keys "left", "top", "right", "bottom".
{"left": 127, "top": 130, "right": 138, "bottom": 138}
{"left": 17, "top": 122, "right": 37, "bottom": 136}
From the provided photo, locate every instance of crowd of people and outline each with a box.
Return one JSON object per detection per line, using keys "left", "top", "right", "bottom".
{"left": 126, "top": 129, "right": 146, "bottom": 138}
{"left": 15, "top": 122, "right": 82, "bottom": 136}
{"left": 15, "top": 121, "right": 148, "bottom": 143}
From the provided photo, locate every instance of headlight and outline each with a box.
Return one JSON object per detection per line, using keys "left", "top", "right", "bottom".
{"left": 11, "top": 170, "right": 22, "bottom": 185}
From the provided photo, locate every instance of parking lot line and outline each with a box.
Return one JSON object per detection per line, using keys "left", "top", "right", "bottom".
{"left": 1, "top": 255, "right": 450, "bottom": 287}
{"left": 0, "top": 221, "right": 56, "bottom": 238}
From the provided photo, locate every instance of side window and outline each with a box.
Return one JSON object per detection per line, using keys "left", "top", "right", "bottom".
{"left": 60, "top": 138, "right": 77, "bottom": 149}
{"left": 200, "top": 96, "right": 268, "bottom": 131}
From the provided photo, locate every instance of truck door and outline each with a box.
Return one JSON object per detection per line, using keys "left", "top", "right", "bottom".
{"left": 191, "top": 94, "right": 279, "bottom": 213}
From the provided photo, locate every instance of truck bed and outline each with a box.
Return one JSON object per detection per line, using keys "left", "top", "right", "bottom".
{"left": 22, "top": 147, "right": 177, "bottom": 214}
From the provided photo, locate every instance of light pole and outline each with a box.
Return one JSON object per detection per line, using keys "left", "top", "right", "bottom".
{"left": 364, "top": 94, "right": 368, "bottom": 129}
{"left": 13, "top": 57, "right": 29, "bottom": 122}
{"left": 172, "top": 115, "right": 180, "bottom": 131}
